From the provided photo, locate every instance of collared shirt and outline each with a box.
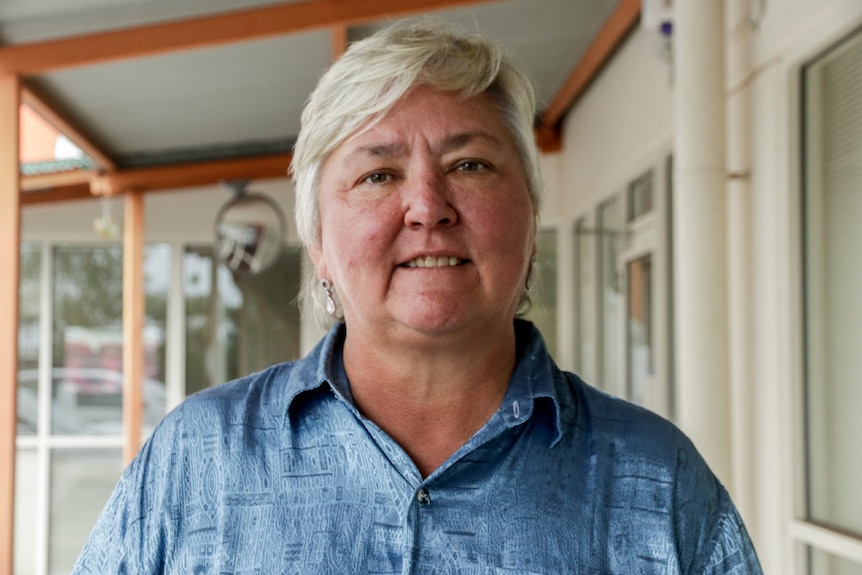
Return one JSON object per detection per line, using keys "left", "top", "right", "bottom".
{"left": 73, "top": 320, "right": 762, "bottom": 574}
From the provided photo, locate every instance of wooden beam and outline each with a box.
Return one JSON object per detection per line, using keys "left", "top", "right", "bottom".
{"left": 20, "top": 183, "right": 92, "bottom": 206}
{"left": 19, "top": 168, "right": 92, "bottom": 192}
{"left": 0, "top": 0, "right": 498, "bottom": 75}
{"left": 122, "top": 191, "right": 145, "bottom": 464}
{"left": 95, "top": 153, "right": 293, "bottom": 195}
{"left": 19, "top": 169, "right": 94, "bottom": 206}
{"left": 540, "top": 0, "right": 641, "bottom": 130}
{"left": 20, "top": 153, "right": 294, "bottom": 205}
{"left": 0, "top": 73, "right": 21, "bottom": 575}
{"left": 535, "top": 125, "right": 563, "bottom": 154}
{"left": 21, "top": 83, "right": 116, "bottom": 171}
{"left": 331, "top": 24, "right": 349, "bottom": 61}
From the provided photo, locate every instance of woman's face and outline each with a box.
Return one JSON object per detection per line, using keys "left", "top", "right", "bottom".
{"left": 311, "top": 85, "right": 536, "bottom": 341}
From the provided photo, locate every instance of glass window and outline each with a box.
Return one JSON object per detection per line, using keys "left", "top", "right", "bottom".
{"left": 525, "top": 228, "right": 558, "bottom": 358}
{"left": 597, "top": 195, "right": 625, "bottom": 397}
{"left": 808, "top": 547, "right": 862, "bottom": 575}
{"left": 14, "top": 449, "right": 38, "bottom": 575}
{"left": 626, "top": 255, "right": 653, "bottom": 407}
{"left": 52, "top": 245, "right": 123, "bottom": 435}
{"left": 184, "top": 244, "right": 302, "bottom": 395}
{"left": 18, "top": 244, "right": 41, "bottom": 436}
{"left": 627, "top": 169, "right": 653, "bottom": 222}
{"left": 51, "top": 245, "right": 168, "bottom": 436}
{"left": 802, "top": 28, "right": 862, "bottom": 539}
{"left": 143, "top": 245, "right": 169, "bottom": 435}
{"left": 15, "top": 237, "right": 307, "bottom": 573}
{"left": 48, "top": 449, "right": 122, "bottom": 574}
{"left": 574, "top": 218, "right": 596, "bottom": 382}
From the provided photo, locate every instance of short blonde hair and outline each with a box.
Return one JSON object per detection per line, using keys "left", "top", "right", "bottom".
{"left": 291, "top": 18, "right": 542, "bottom": 324}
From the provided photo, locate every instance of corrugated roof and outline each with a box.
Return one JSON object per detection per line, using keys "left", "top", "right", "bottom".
{"left": 20, "top": 157, "right": 94, "bottom": 176}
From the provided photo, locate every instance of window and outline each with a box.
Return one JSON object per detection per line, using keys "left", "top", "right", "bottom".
{"left": 525, "top": 229, "right": 558, "bottom": 358}
{"left": 17, "top": 244, "right": 41, "bottom": 436}
{"left": 597, "top": 195, "right": 625, "bottom": 397}
{"left": 800, "top": 26, "right": 862, "bottom": 571}
{"left": 183, "top": 245, "right": 302, "bottom": 396}
{"left": 16, "top": 239, "right": 305, "bottom": 573}
{"left": 627, "top": 169, "right": 653, "bottom": 222}
{"left": 572, "top": 161, "right": 671, "bottom": 418}
{"left": 51, "top": 245, "right": 167, "bottom": 436}
{"left": 15, "top": 244, "right": 40, "bottom": 575}
{"left": 626, "top": 254, "right": 652, "bottom": 407}
{"left": 15, "top": 242, "right": 169, "bottom": 574}
{"left": 574, "top": 217, "right": 597, "bottom": 382}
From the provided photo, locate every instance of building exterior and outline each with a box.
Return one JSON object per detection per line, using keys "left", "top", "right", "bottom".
{"left": 542, "top": 1, "right": 862, "bottom": 571}
{"left": 4, "top": 0, "right": 862, "bottom": 573}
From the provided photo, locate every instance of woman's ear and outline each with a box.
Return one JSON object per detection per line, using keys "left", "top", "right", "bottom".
{"left": 308, "top": 244, "right": 328, "bottom": 280}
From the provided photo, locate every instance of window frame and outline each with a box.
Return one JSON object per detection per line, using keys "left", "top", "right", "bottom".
{"left": 791, "top": 21, "right": 862, "bottom": 572}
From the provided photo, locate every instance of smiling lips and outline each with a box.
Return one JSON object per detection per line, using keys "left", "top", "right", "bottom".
{"left": 403, "top": 256, "right": 465, "bottom": 268}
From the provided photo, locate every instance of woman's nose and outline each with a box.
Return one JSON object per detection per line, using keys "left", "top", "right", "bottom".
{"left": 403, "top": 171, "right": 458, "bottom": 229}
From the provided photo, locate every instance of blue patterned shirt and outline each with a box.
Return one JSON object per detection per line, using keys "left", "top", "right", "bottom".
{"left": 73, "top": 320, "right": 762, "bottom": 574}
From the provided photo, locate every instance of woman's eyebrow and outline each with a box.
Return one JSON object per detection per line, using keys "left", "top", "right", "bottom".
{"left": 343, "top": 130, "right": 504, "bottom": 163}
{"left": 435, "top": 131, "right": 504, "bottom": 154}
{"left": 346, "top": 141, "right": 409, "bottom": 161}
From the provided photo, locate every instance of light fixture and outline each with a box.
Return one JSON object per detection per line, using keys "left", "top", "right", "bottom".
{"left": 93, "top": 195, "right": 120, "bottom": 239}
{"left": 214, "top": 180, "right": 286, "bottom": 274}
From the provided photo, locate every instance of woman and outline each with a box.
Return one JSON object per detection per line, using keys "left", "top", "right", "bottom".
{"left": 74, "top": 19, "right": 762, "bottom": 574}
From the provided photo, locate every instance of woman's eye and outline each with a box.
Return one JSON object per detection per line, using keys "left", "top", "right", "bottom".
{"left": 362, "top": 172, "right": 390, "bottom": 185}
{"left": 455, "top": 160, "right": 487, "bottom": 172}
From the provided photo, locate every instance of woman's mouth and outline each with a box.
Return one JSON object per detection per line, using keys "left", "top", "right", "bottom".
{"left": 402, "top": 256, "right": 466, "bottom": 268}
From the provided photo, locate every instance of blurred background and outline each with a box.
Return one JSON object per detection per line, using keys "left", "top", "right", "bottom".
{"left": 2, "top": 0, "right": 861, "bottom": 573}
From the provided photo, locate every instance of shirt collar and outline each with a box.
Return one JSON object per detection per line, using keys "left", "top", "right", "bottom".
{"left": 282, "top": 319, "right": 565, "bottom": 445}
{"left": 498, "top": 319, "right": 564, "bottom": 447}
{"left": 282, "top": 322, "right": 347, "bottom": 424}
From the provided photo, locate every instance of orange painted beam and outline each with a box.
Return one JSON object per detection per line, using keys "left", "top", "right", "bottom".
{"left": 331, "top": 24, "right": 349, "bottom": 61}
{"left": 96, "top": 153, "right": 293, "bottom": 195}
{"left": 122, "top": 191, "right": 145, "bottom": 464}
{"left": 0, "top": 73, "right": 21, "bottom": 575}
{"left": 0, "top": 0, "right": 498, "bottom": 75}
{"left": 20, "top": 153, "right": 294, "bottom": 204}
{"left": 540, "top": 0, "right": 641, "bottom": 130}
{"left": 535, "top": 125, "right": 563, "bottom": 154}
{"left": 20, "top": 183, "right": 92, "bottom": 206}
{"left": 21, "top": 83, "right": 116, "bottom": 171}
{"left": 19, "top": 168, "right": 92, "bottom": 192}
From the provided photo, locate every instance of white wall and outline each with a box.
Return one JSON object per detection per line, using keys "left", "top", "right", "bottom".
{"left": 556, "top": 25, "right": 674, "bottom": 217}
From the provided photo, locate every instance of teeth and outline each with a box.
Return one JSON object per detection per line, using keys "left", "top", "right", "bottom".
{"left": 405, "top": 256, "right": 462, "bottom": 268}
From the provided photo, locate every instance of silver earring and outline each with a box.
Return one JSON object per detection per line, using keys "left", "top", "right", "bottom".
{"left": 321, "top": 279, "right": 337, "bottom": 317}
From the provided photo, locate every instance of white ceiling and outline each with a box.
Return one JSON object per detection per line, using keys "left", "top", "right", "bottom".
{"left": 3, "top": 0, "right": 622, "bottom": 170}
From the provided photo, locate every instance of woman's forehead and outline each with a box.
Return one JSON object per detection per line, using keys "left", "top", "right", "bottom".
{"left": 328, "top": 87, "right": 516, "bottom": 161}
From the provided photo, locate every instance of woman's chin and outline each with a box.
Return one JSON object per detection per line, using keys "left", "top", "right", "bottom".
{"left": 387, "top": 301, "right": 497, "bottom": 341}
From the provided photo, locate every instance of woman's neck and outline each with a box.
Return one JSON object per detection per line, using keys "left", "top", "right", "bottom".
{"left": 341, "top": 322, "right": 517, "bottom": 477}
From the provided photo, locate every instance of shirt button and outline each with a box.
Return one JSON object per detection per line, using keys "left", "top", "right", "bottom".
{"left": 416, "top": 488, "right": 431, "bottom": 505}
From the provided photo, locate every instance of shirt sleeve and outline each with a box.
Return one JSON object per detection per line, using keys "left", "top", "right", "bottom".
{"left": 70, "top": 412, "right": 180, "bottom": 574}
{"left": 670, "top": 436, "right": 764, "bottom": 575}
{"left": 699, "top": 504, "right": 764, "bottom": 574}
